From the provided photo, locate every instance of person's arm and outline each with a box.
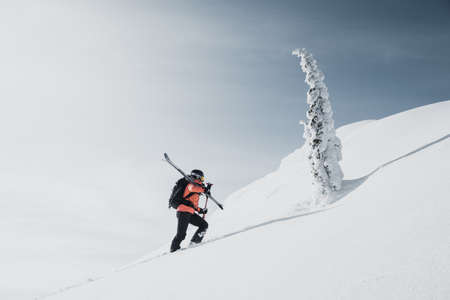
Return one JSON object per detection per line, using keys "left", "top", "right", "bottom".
{"left": 180, "top": 198, "right": 195, "bottom": 208}
{"left": 185, "top": 183, "right": 204, "bottom": 210}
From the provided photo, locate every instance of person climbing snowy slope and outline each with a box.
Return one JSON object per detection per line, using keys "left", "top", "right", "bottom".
{"left": 170, "top": 169, "right": 211, "bottom": 252}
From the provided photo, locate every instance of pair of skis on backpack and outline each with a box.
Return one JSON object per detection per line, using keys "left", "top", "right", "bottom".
{"left": 164, "top": 153, "right": 224, "bottom": 210}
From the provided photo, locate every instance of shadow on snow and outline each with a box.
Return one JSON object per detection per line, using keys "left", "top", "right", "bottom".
{"left": 331, "top": 133, "right": 449, "bottom": 204}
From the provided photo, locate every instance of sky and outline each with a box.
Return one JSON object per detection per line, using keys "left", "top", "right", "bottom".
{"left": 0, "top": 0, "right": 449, "bottom": 258}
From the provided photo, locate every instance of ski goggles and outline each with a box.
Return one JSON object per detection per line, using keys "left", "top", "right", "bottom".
{"left": 192, "top": 174, "right": 205, "bottom": 182}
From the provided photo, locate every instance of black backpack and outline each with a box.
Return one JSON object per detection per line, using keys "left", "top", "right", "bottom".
{"left": 168, "top": 177, "right": 192, "bottom": 209}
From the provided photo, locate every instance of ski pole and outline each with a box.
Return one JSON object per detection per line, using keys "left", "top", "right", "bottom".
{"left": 203, "top": 194, "right": 209, "bottom": 219}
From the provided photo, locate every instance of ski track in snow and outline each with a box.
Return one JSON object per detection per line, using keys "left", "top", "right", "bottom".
{"left": 37, "top": 132, "right": 450, "bottom": 300}
{"left": 36, "top": 205, "right": 335, "bottom": 300}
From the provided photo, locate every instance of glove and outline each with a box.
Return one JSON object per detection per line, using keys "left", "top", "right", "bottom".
{"left": 204, "top": 183, "right": 213, "bottom": 195}
{"left": 198, "top": 207, "right": 208, "bottom": 215}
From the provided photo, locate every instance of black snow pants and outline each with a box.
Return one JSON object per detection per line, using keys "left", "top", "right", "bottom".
{"left": 170, "top": 211, "right": 208, "bottom": 252}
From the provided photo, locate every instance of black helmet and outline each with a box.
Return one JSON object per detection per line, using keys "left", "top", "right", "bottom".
{"left": 191, "top": 169, "right": 204, "bottom": 181}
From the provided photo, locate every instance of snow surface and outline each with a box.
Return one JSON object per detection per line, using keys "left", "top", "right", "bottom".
{"left": 42, "top": 100, "right": 450, "bottom": 299}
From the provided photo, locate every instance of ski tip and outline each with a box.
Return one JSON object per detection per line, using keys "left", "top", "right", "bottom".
{"left": 164, "top": 153, "right": 169, "bottom": 159}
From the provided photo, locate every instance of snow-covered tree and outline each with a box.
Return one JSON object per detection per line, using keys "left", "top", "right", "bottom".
{"left": 292, "top": 48, "right": 344, "bottom": 205}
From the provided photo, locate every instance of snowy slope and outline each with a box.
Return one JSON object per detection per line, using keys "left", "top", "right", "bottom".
{"left": 43, "top": 100, "right": 450, "bottom": 299}
{"left": 0, "top": 168, "right": 174, "bottom": 300}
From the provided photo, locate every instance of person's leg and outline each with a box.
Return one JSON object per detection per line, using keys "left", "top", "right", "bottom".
{"left": 189, "top": 213, "right": 208, "bottom": 244}
{"left": 170, "top": 212, "right": 191, "bottom": 252}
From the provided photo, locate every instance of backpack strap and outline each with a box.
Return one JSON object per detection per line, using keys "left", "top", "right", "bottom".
{"left": 183, "top": 192, "right": 196, "bottom": 200}
{"left": 180, "top": 191, "right": 201, "bottom": 208}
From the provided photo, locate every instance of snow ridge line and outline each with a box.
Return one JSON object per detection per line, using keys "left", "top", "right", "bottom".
{"left": 36, "top": 205, "right": 336, "bottom": 299}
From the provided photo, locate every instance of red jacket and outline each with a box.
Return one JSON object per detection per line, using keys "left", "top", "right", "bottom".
{"left": 177, "top": 179, "right": 205, "bottom": 214}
